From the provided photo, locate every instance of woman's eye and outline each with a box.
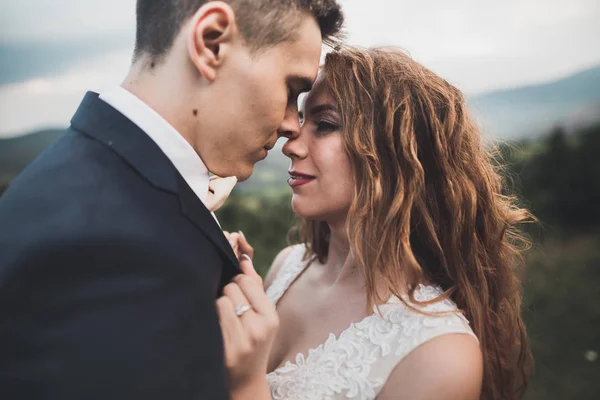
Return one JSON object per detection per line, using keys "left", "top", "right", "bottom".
{"left": 316, "top": 121, "right": 338, "bottom": 133}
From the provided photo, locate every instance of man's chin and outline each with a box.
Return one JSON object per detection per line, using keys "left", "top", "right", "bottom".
{"left": 208, "top": 163, "right": 253, "bottom": 182}
{"left": 234, "top": 165, "right": 254, "bottom": 182}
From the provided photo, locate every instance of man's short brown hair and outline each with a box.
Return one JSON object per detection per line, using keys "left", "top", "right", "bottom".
{"left": 134, "top": 0, "right": 344, "bottom": 61}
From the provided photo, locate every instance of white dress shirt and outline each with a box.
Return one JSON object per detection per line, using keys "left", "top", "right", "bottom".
{"left": 99, "top": 86, "right": 217, "bottom": 221}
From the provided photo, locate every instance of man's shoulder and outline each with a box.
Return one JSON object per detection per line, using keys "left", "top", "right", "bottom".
{"left": 0, "top": 133, "right": 182, "bottom": 247}
{"left": 6, "top": 128, "right": 117, "bottom": 189}
{"left": 3, "top": 128, "right": 166, "bottom": 206}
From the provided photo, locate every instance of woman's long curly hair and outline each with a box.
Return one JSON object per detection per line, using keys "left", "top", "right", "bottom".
{"left": 295, "top": 47, "right": 533, "bottom": 399}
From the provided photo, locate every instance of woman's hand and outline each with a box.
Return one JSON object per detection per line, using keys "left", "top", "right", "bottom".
{"left": 223, "top": 231, "right": 253, "bottom": 262}
{"left": 223, "top": 232, "right": 260, "bottom": 283}
{"left": 216, "top": 256, "right": 277, "bottom": 399}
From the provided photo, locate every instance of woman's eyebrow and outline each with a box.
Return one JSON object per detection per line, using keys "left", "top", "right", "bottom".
{"left": 309, "top": 104, "right": 338, "bottom": 114}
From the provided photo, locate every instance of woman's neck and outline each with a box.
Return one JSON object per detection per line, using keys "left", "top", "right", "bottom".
{"left": 322, "top": 222, "right": 362, "bottom": 287}
{"left": 322, "top": 220, "right": 404, "bottom": 303}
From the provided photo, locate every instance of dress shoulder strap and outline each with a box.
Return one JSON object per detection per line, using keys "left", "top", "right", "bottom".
{"left": 266, "top": 244, "right": 308, "bottom": 305}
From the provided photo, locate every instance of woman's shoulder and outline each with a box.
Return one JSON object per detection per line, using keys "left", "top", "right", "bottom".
{"left": 377, "top": 332, "right": 483, "bottom": 399}
{"left": 364, "top": 285, "right": 481, "bottom": 399}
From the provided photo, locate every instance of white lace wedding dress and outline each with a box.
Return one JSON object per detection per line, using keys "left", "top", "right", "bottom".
{"left": 265, "top": 245, "right": 478, "bottom": 400}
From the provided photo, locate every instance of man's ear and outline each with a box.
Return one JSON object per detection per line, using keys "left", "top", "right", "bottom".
{"left": 187, "top": 1, "right": 237, "bottom": 82}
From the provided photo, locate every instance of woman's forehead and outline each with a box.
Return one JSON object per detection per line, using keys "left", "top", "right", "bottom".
{"left": 301, "top": 74, "right": 335, "bottom": 112}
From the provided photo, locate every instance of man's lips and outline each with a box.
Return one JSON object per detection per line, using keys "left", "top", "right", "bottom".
{"left": 258, "top": 145, "right": 273, "bottom": 160}
{"left": 264, "top": 137, "right": 278, "bottom": 152}
{"left": 288, "top": 170, "right": 316, "bottom": 187}
{"left": 258, "top": 142, "right": 276, "bottom": 160}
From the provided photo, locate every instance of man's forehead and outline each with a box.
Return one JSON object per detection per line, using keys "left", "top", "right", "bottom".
{"left": 279, "top": 18, "right": 322, "bottom": 78}
{"left": 282, "top": 48, "right": 320, "bottom": 82}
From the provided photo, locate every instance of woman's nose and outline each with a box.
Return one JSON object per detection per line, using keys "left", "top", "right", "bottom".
{"left": 282, "top": 125, "right": 309, "bottom": 160}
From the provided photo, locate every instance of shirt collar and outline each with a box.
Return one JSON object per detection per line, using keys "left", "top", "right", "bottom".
{"left": 99, "top": 86, "right": 209, "bottom": 204}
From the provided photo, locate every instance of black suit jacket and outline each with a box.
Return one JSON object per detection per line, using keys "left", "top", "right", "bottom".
{"left": 0, "top": 92, "right": 240, "bottom": 399}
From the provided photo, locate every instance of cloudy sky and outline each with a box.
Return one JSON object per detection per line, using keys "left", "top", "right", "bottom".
{"left": 1, "top": 0, "right": 599, "bottom": 138}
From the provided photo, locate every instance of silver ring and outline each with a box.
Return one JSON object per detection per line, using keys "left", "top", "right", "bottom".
{"left": 234, "top": 304, "right": 252, "bottom": 317}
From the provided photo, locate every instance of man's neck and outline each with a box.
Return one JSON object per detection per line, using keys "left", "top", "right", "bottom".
{"left": 122, "top": 59, "right": 197, "bottom": 149}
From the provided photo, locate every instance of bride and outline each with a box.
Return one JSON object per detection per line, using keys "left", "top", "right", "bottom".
{"left": 216, "top": 46, "right": 533, "bottom": 400}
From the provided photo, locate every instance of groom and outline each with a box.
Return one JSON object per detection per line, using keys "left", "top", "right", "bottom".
{"left": 0, "top": 1, "right": 343, "bottom": 399}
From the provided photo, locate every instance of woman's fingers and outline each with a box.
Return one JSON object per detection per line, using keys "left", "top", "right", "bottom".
{"left": 216, "top": 296, "right": 248, "bottom": 364}
{"left": 225, "top": 231, "right": 253, "bottom": 263}
{"left": 237, "top": 231, "right": 254, "bottom": 259}
{"left": 234, "top": 275, "right": 275, "bottom": 318}
{"left": 216, "top": 276, "right": 279, "bottom": 391}
{"left": 224, "top": 233, "right": 260, "bottom": 286}
{"left": 226, "top": 232, "right": 242, "bottom": 258}
{"left": 239, "top": 255, "right": 263, "bottom": 287}
{"left": 223, "top": 276, "right": 279, "bottom": 357}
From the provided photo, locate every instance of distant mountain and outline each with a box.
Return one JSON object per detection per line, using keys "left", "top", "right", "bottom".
{"left": 470, "top": 65, "right": 600, "bottom": 139}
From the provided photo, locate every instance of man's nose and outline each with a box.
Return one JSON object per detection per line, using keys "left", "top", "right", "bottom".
{"left": 277, "top": 107, "right": 301, "bottom": 140}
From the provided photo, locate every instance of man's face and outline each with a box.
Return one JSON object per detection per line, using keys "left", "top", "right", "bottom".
{"left": 194, "top": 16, "right": 322, "bottom": 181}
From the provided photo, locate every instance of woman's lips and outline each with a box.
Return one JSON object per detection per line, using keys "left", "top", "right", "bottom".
{"left": 288, "top": 171, "right": 316, "bottom": 187}
{"left": 288, "top": 177, "right": 314, "bottom": 187}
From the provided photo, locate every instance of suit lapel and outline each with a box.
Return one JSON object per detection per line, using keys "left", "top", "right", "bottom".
{"left": 176, "top": 176, "right": 240, "bottom": 271}
{"left": 70, "top": 91, "right": 240, "bottom": 275}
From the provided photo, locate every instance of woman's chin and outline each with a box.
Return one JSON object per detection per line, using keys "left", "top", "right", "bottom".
{"left": 291, "top": 204, "right": 312, "bottom": 219}
{"left": 291, "top": 199, "right": 310, "bottom": 217}
{"left": 291, "top": 202, "right": 327, "bottom": 221}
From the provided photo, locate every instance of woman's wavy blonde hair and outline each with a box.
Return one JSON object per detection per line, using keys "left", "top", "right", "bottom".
{"left": 295, "top": 47, "right": 533, "bottom": 399}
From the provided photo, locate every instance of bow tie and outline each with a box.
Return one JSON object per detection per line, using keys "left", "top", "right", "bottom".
{"left": 206, "top": 176, "right": 237, "bottom": 212}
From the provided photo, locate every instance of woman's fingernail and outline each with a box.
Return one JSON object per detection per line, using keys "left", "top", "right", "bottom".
{"left": 238, "top": 231, "right": 245, "bottom": 239}
{"left": 241, "top": 253, "right": 252, "bottom": 262}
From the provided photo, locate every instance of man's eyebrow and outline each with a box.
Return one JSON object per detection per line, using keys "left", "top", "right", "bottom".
{"left": 291, "top": 76, "right": 314, "bottom": 93}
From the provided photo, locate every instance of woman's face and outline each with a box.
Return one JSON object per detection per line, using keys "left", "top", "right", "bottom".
{"left": 282, "top": 74, "right": 354, "bottom": 224}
